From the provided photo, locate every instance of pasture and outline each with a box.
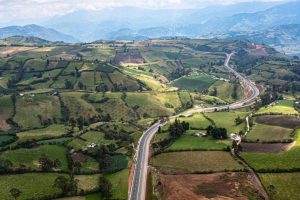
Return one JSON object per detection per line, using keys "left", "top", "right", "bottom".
{"left": 260, "top": 173, "right": 300, "bottom": 200}
{"left": 256, "top": 100, "right": 298, "bottom": 115}
{"left": 106, "top": 169, "right": 129, "bottom": 200}
{"left": 0, "top": 145, "right": 68, "bottom": 171}
{"left": 166, "top": 134, "right": 230, "bottom": 151}
{"left": 205, "top": 111, "right": 248, "bottom": 133}
{"left": 13, "top": 94, "right": 62, "bottom": 129}
{"left": 241, "top": 129, "right": 300, "bottom": 171}
{"left": 0, "top": 173, "right": 69, "bottom": 200}
{"left": 16, "top": 124, "right": 70, "bottom": 143}
{"left": 152, "top": 151, "right": 244, "bottom": 174}
{"left": 245, "top": 123, "right": 293, "bottom": 142}
{"left": 172, "top": 74, "right": 215, "bottom": 92}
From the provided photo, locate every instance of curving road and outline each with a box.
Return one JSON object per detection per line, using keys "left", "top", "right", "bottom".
{"left": 129, "top": 52, "right": 260, "bottom": 200}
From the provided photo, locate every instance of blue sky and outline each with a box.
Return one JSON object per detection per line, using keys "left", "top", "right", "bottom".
{"left": 0, "top": 0, "right": 293, "bottom": 25}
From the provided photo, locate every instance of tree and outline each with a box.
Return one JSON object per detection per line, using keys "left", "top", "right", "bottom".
{"left": 209, "top": 87, "right": 217, "bottom": 96}
{"left": 0, "top": 159, "right": 12, "bottom": 172}
{"left": 10, "top": 188, "right": 21, "bottom": 200}
{"left": 231, "top": 84, "right": 238, "bottom": 99}
{"left": 211, "top": 127, "right": 227, "bottom": 139}
{"left": 206, "top": 125, "right": 214, "bottom": 135}
{"left": 99, "top": 176, "right": 112, "bottom": 199}
{"left": 64, "top": 79, "right": 73, "bottom": 89}
{"left": 53, "top": 176, "right": 69, "bottom": 194}
{"left": 235, "top": 116, "right": 243, "bottom": 125}
{"left": 78, "top": 81, "right": 84, "bottom": 90}
{"left": 168, "top": 119, "right": 189, "bottom": 138}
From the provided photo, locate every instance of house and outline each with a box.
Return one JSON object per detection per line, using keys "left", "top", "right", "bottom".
{"left": 193, "top": 132, "right": 207, "bottom": 137}
{"left": 87, "top": 143, "right": 97, "bottom": 148}
{"left": 230, "top": 133, "right": 241, "bottom": 144}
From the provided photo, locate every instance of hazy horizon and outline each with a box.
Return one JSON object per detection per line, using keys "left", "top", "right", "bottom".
{"left": 0, "top": 0, "right": 294, "bottom": 26}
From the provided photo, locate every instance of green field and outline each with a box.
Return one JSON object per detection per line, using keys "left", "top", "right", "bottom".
{"left": 152, "top": 151, "right": 244, "bottom": 174}
{"left": 61, "top": 92, "right": 98, "bottom": 121}
{"left": 75, "top": 174, "right": 101, "bottom": 192}
{"left": 0, "top": 145, "right": 68, "bottom": 171}
{"left": 205, "top": 111, "right": 248, "bottom": 133}
{"left": 241, "top": 129, "right": 300, "bottom": 171}
{"left": 14, "top": 94, "right": 62, "bottom": 129}
{"left": 172, "top": 74, "right": 215, "bottom": 92}
{"left": 166, "top": 134, "right": 230, "bottom": 151}
{"left": 245, "top": 123, "right": 293, "bottom": 142}
{"left": 260, "top": 173, "right": 300, "bottom": 200}
{"left": 106, "top": 169, "right": 129, "bottom": 200}
{"left": 208, "top": 80, "right": 243, "bottom": 103}
{"left": 16, "top": 124, "right": 70, "bottom": 143}
{"left": 256, "top": 100, "right": 298, "bottom": 115}
{"left": 0, "top": 173, "right": 69, "bottom": 200}
{"left": 0, "top": 95, "right": 13, "bottom": 131}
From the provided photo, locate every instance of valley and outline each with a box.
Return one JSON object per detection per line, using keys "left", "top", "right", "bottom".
{"left": 0, "top": 38, "right": 300, "bottom": 200}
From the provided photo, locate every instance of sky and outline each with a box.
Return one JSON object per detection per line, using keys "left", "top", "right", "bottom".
{"left": 0, "top": 0, "right": 293, "bottom": 26}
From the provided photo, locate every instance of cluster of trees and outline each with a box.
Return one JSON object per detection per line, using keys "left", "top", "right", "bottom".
{"left": 168, "top": 119, "right": 189, "bottom": 138}
{"left": 53, "top": 176, "right": 78, "bottom": 196}
{"left": 234, "top": 116, "right": 244, "bottom": 125}
{"left": 0, "top": 159, "right": 12, "bottom": 173}
{"left": 206, "top": 125, "right": 227, "bottom": 139}
{"left": 96, "top": 145, "right": 113, "bottom": 173}
{"left": 38, "top": 154, "right": 61, "bottom": 171}
{"left": 260, "top": 89, "right": 282, "bottom": 106}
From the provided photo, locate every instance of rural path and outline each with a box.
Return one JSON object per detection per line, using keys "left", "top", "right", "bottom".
{"left": 129, "top": 52, "right": 260, "bottom": 200}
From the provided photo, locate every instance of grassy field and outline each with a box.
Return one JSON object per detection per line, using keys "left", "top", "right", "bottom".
{"left": 205, "top": 111, "right": 248, "bottom": 133}
{"left": 106, "top": 169, "right": 129, "bottom": 200}
{"left": 166, "top": 134, "right": 230, "bottom": 151}
{"left": 172, "top": 74, "right": 215, "bottom": 92}
{"left": 0, "top": 145, "right": 68, "bottom": 171}
{"left": 241, "top": 129, "right": 300, "bottom": 171}
{"left": 61, "top": 92, "right": 98, "bottom": 121}
{"left": 0, "top": 173, "right": 69, "bottom": 200}
{"left": 245, "top": 123, "right": 293, "bottom": 142}
{"left": 256, "top": 100, "right": 298, "bottom": 115}
{"left": 16, "top": 124, "right": 70, "bottom": 143}
{"left": 152, "top": 151, "right": 244, "bottom": 174}
{"left": 0, "top": 95, "right": 13, "bottom": 131}
{"left": 259, "top": 173, "right": 300, "bottom": 200}
{"left": 208, "top": 81, "right": 243, "bottom": 103}
{"left": 75, "top": 174, "right": 101, "bottom": 192}
{"left": 14, "top": 94, "right": 61, "bottom": 129}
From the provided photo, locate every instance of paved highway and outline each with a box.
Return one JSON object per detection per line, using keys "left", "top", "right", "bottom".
{"left": 129, "top": 52, "right": 260, "bottom": 200}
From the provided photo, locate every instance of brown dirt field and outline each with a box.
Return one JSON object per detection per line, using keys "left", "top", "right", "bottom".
{"left": 0, "top": 115, "right": 10, "bottom": 131}
{"left": 31, "top": 47, "right": 56, "bottom": 52}
{"left": 157, "top": 173, "right": 263, "bottom": 200}
{"left": 0, "top": 47, "right": 36, "bottom": 55}
{"left": 255, "top": 115, "right": 300, "bottom": 129}
{"left": 240, "top": 142, "right": 295, "bottom": 153}
{"left": 71, "top": 152, "right": 88, "bottom": 163}
{"left": 114, "top": 50, "right": 145, "bottom": 64}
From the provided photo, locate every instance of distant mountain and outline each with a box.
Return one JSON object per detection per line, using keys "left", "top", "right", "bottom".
{"left": 0, "top": 24, "right": 79, "bottom": 43}
{"left": 212, "top": 24, "right": 300, "bottom": 55}
{"left": 44, "top": 1, "right": 280, "bottom": 42}
{"left": 0, "top": 35, "right": 63, "bottom": 46}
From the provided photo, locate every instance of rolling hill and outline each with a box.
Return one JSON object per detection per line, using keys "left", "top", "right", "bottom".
{"left": 0, "top": 24, "right": 78, "bottom": 43}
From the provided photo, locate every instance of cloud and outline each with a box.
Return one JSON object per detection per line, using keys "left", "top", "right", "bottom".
{"left": 0, "top": 0, "right": 292, "bottom": 26}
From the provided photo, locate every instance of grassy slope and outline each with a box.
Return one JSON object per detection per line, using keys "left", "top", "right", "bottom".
{"left": 241, "top": 129, "right": 300, "bottom": 171}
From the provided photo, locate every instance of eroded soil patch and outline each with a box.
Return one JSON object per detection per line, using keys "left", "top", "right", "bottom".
{"left": 157, "top": 173, "right": 263, "bottom": 200}
{"left": 241, "top": 142, "right": 295, "bottom": 153}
